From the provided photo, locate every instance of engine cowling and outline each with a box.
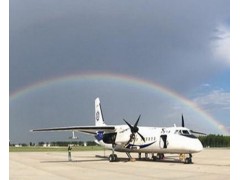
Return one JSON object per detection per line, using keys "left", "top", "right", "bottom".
{"left": 102, "top": 133, "right": 117, "bottom": 144}
{"left": 102, "top": 131, "right": 130, "bottom": 145}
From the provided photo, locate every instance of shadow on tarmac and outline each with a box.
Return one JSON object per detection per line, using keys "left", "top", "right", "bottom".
{"left": 40, "top": 154, "right": 189, "bottom": 164}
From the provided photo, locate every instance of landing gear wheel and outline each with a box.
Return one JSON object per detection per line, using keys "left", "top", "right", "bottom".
{"left": 109, "top": 154, "right": 118, "bottom": 162}
{"left": 113, "top": 154, "right": 118, "bottom": 161}
{"left": 159, "top": 153, "right": 164, "bottom": 160}
{"left": 109, "top": 154, "right": 114, "bottom": 162}
{"left": 156, "top": 153, "right": 164, "bottom": 160}
{"left": 152, "top": 156, "right": 157, "bottom": 161}
{"left": 184, "top": 153, "right": 193, "bottom": 164}
{"left": 184, "top": 157, "right": 192, "bottom": 164}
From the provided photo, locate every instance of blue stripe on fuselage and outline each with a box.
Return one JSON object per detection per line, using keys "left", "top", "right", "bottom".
{"left": 126, "top": 141, "right": 156, "bottom": 149}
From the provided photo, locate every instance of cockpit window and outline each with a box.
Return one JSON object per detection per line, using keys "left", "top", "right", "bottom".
{"left": 178, "top": 129, "right": 197, "bottom": 138}
{"left": 181, "top": 130, "right": 190, "bottom": 135}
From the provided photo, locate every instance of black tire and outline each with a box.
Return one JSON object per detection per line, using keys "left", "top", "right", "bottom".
{"left": 109, "top": 154, "right": 114, "bottom": 162}
{"left": 189, "top": 158, "right": 192, "bottom": 164}
{"left": 185, "top": 158, "right": 190, "bottom": 164}
{"left": 109, "top": 154, "right": 117, "bottom": 162}
{"left": 157, "top": 153, "right": 164, "bottom": 160}
{"left": 152, "top": 156, "right": 157, "bottom": 161}
{"left": 113, "top": 154, "right": 118, "bottom": 161}
{"left": 185, "top": 158, "right": 192, "bottom": 164}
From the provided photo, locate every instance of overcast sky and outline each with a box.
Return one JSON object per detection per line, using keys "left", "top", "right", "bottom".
{"left": 9, "top": 0, "right": 229, "bottom": 144}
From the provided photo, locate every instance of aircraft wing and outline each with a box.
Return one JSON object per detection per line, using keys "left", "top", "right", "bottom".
{"left": 31, "top": 126, "right": 116, "bottom": 135}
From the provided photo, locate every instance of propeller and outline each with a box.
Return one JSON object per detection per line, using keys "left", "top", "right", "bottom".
{"left": 181, "top": 114, "right": 206, "bottom": 135}
{"left": 123, "top": 115, "right": 145, "bottom": 147}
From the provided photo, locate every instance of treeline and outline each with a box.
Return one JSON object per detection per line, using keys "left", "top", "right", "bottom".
{"left": 198, "top": 134, "right": 230, "bottom": 147}
{"left": 42, "top": 141, "right": 98, "bottom": 146}
{"left": 10, "top": 141, "right": 98, "bottom": 147}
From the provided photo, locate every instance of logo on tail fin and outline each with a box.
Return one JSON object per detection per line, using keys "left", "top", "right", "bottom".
{"left": 95, "top": 131, "right": 104, "bottom": 141}
{"left": 95, "top": 97, "right": 106, "bottom": 126}
{"left": 96, "top": 111, "right": 100, "bottom": 121}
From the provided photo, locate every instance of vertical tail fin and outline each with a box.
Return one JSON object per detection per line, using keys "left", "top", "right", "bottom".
{"left": 95, "top": 97, "right": 106, "bottom": 126}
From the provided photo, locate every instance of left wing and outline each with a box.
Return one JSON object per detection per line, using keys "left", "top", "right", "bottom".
{"left": 31, "top": 125, "right": 116, "bottom": 135}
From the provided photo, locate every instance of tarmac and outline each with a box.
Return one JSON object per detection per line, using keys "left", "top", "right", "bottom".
{"left": 10, "top": 148, "right": 229, "bottom": 180}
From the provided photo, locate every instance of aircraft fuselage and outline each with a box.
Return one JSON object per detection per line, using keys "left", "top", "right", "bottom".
{"left": 96, "top": 125, "right": 203, "bottom": 154}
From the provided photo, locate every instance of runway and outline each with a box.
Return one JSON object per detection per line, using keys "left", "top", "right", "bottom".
{"left": 10, "top": 148, "right": 229, "bottom": 180}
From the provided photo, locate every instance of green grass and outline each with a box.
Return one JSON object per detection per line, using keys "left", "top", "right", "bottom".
{"left": 9, "top": 146, "right": 105, "bottom": 152}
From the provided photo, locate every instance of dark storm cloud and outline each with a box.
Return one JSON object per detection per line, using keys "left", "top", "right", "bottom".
{"left": 10, "top": 0, "right": 229, "bottom": 93}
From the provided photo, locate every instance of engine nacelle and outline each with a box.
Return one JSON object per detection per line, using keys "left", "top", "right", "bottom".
{"left": 102, "top": 133, "right": 117, "bottom": 144}
{"left": 102, "top": 131, "right": 130, "bottom": 145}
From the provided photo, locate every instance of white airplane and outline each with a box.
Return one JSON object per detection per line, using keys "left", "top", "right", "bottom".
{"left": 31, "top": 97, "right": 205, "bottom": 164}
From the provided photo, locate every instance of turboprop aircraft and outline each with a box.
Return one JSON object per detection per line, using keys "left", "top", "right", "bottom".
{"left": 31, "top": 97, "right": 205, "bottom": 164}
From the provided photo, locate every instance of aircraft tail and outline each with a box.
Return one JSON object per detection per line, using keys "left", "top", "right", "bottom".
{"left": 95, "top": 97, "right": 106, "bottom": 126}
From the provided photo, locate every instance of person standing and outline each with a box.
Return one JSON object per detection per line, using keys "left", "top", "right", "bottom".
{"left": 68, "top": 145, "right": 72, "bottom": 161}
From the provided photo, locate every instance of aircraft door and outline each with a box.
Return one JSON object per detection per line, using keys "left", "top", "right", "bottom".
{"left": 159, "top": 135, "right": 168, "bottom": 149}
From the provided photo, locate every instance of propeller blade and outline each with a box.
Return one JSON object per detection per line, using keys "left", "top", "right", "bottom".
{"left": 182, "top": 114, "right": 185, "bottom": 127}
{"left": 133, "top": 115, "right": 141, "bottom": 133}
{"left": 123, "top": 119, "right": 134, "bottom": 133}
{"left": 134, "top": 115, "right": 141, "bottom": 128}
{"left": 137, "top": 132, "right": 145, "bottom": 142}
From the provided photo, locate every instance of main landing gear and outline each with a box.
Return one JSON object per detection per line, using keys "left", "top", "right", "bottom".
{"left": 109, "top": 144, "right": 118, "bottom": 162}
{"left": 152, "top": 153, "right": 165, "bottom": 161}
{"left": 109, "top": 154, "right": 118, "bottom": 162}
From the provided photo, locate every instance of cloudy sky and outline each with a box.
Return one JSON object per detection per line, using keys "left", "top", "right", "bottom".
{"left": 9, "top": 0, "right": 229, "bottom": 144}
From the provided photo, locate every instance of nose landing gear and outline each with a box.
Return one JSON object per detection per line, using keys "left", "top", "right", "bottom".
{"left": 184, "top": 154, "right": 193, "bottom": 164}
{"left": 179, "top": 153, "right": 193, "bottom": 164}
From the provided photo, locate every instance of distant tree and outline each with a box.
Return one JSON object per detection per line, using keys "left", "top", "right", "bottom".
{"left": 51, "top": 141, "right": 95, "bottom": 146}
{"left": 86, "top": 141, "right": 98, "bottom": 146}
{"left": 38, "top": 141, "right": 45, "bottom": 146}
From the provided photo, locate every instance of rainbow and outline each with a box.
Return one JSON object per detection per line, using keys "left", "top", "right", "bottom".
{"left": 10, "top": 72, "right": 229, "bottom": 135}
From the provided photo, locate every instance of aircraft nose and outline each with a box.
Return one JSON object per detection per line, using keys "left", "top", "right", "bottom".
{"left": 194, "top": 139, "right": 203, "bottom": 152}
